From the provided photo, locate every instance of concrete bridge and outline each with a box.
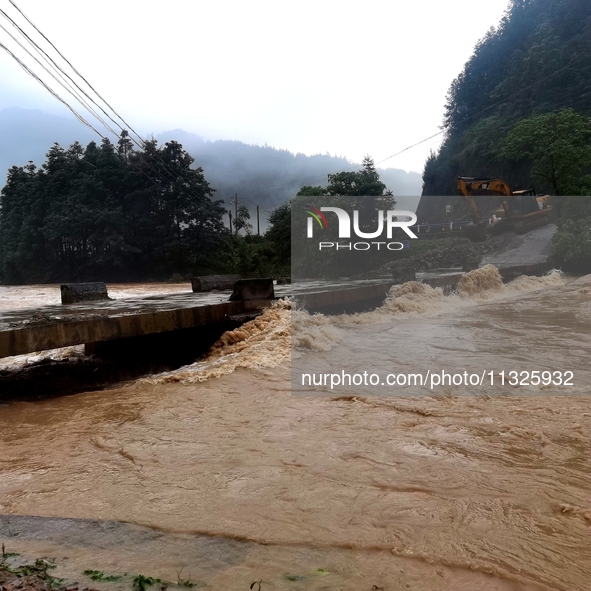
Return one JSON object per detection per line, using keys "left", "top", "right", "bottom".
{"left": 0, "top": 287, "right": 272, "bottom": 360}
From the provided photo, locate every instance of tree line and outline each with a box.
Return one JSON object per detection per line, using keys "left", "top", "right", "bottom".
{"left": 0, "top": 108, "right": 423, "bottom": 215}
{"left": 0, "top": 134, "right": 290, "bottom": 283}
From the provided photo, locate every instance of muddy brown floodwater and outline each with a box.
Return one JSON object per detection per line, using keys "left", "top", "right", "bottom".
{"left": 0, "top": 271, "right": 590, "bottom": 591}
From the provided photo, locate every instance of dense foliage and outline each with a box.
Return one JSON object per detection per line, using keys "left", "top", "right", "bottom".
{"left": 500, "top": 109, "right": 591, "bottom": 195}
{"left": 420, "top": 0, "right": 590, "bottom": 201}
{"left": 0, "top": 136, "right": 290, "bottom": 283}
{"left": 298, "top": 156, "right": 395, "bottom": 205}
{"left": 551, "top": 196, "right": 591, "bottom": 271}
{"left": 417, "top": 0, "right": 591, "bottom": 272}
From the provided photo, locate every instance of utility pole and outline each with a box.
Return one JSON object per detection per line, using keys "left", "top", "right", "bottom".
{"left": 228, "top": 209, "right": 233, "bottom": 234}
{"left": 256, "top": 205, "right": 260, "bottom": 235}
{"left": 234, "top": 193, "right": 238, "bottom": 236}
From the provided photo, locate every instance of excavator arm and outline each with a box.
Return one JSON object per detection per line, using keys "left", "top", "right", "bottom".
{"left": 464, "top": 195, "right": 485, "bottom": 230}
{"left": 456, "top": 177, "right": 512, "bottom": 241}
{"left": 457, "top": 178, "right": 512, "bottom": 196}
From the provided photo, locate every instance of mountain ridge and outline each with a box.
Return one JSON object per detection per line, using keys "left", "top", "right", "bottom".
{"left": 1, "top": 108, "right": 422, "bottom": 213}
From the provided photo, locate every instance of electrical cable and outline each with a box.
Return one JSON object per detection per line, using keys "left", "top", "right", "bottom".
{"left": 7, "top": 0, "right": 143, "bottom": 144}
{"left": 0, "top": 41, "right": 106, "bottom": 139}
{"left": 2, "top": 1, "right": 196, "bottom": 189}
{"left": 264, "top": 64, "right": 583, "bottom": 194}
{"left": 0, "top": 17, "right": 121, "bottom": 138}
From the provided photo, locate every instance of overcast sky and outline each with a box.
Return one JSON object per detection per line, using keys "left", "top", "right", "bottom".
{"left": 0, "top": 0, "right": 510, "bottom": 173}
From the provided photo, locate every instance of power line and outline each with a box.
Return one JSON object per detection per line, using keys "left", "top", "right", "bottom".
{"left": 1, "top": 0, "right": 189, "bottom": 187}
{"left": 1, "top": 1, "right": 226, "bottom": 197}
{"left": 375, "top": 131, "right": 444, "bottom": 167}
{"left": 265, "top": 63, "right": 582, "bottom": 196}
{"left": 0, "top": 16, "right": 121, "bottom": 138}
{"left": 7, "top": 0, "right": 141, "bottom": 143}
{"left": 0, "top": 41, "right": 187, "bottom": 194}
{"left": 377, "top": 64, "right": 581, "bottom": 172}
{"left": 0, "top": 41, "right": 106, "bottom": 139}
{"left": 2, "top": 2, "right": 586, "bottom": 203}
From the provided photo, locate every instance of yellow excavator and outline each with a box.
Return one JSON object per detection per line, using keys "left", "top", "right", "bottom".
{"left": 457, "top": 177, "right": 553, "bottom": 242}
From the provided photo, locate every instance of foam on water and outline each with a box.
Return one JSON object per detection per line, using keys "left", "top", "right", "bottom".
{"left": 456, "top": 264, "right": 504, "bottom": 297}
{"left": 505, "top": 268, "right": 565, "bottom": 291}
{"left": 333, "top": 265, "right": 569, "bottom": 327}
{"left": 336, "top": 281, "right": 448, "bottom": 325}
{"left": 0, "top": 345, "right": 84, "bottom": 371}
{"left": 291, "top": 307, "right": 343, "bottom": 353}
{"left": 144, "top": 300, "right": 292, "bottom": 384}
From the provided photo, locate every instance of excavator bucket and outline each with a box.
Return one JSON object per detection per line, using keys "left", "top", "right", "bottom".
{"left": 464, "top": 222, "right": 487, "bottom": 242}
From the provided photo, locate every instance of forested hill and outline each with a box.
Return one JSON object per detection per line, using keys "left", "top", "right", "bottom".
{"left": 418, "top": 0, "right": 590, "bottom": 221}
{"left": 0, "top": 108, "right": 422, "bottom": 211}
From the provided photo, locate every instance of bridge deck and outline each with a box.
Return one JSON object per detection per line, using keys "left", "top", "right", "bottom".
{"left": 0, "top": 280, "right": 398, "bottom": 359}
{"left": 0, "top": 291, "right": 264, "bottom": 359}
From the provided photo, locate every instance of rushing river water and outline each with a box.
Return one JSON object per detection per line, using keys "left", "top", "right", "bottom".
{"left": 0, "top": 271, "right": 590, "bottom": 591}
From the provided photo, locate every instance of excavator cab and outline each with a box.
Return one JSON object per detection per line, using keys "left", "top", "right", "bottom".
{"left": 511, "top": 191, "right": 539, "bottom": 216}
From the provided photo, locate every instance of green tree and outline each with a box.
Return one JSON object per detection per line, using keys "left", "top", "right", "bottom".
{"left": 265, "top": 202, "right": 291, "bottom": 267}
{"left": 0, "top": 162, "right": 46, "bottom": 282}
{"left": 323, "top": 156, "right": 395, "bottom": 234}
{"left": 233, "top": 204, "right": 253, "bottom": 235}
{"left": 117, "top": 129, "right": 134, "bottom": 159}
{"left": 550, "top": 195, "right": 591, "bottom": 272}
{"left": 297, "top": 156, "right": 395, "bottom": 206}
{"left": 292, "top": 158, "right": 399, "bottom": 279}
{"left": 296, "top": 185, "right": 326, "bottom": 197}
{"left": 500, "top": 109, "right": 591, "bottom": 195}
{"left": 0, "top": 134, "right": 227, "bottom": 283}
{"left": 552, "top": 217, "right": 591, "bottom": 272}
{"left": 327, "top": 155, "right": 390, "bottom": 198}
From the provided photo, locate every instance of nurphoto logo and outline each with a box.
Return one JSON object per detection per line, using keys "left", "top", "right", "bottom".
{"left": 305, "top": 206, "right": 418, "bottom": 251}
